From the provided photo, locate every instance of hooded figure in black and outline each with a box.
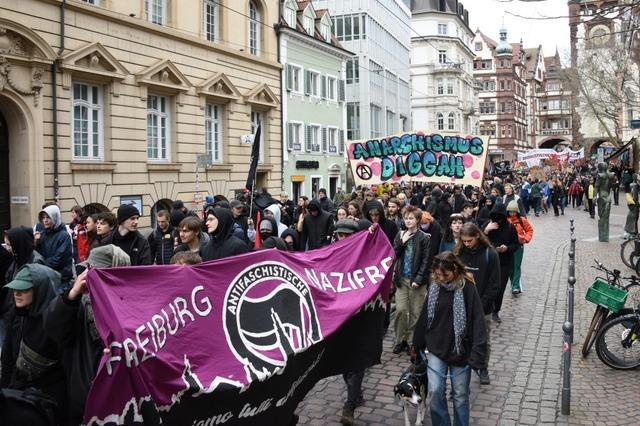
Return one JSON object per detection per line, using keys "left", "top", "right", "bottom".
{"left": 43, "top": 245, "right": 130, "bottom": 424}
{"left": 4, "top": 226, "right": 46, "bottom": 284}
{"left": 483, "top": 203, "right": 519, "bottom": 321}
{"left": 363, "top": 200, "right": 398, "bottom": 246}
{"left": 300, "top": 199, "right": 334, "bottom": 250}
{"left": 200, "top": 207, "right": 250, "bottom": 261}
{"left": 425, "top": 188, "right": 442, "bottom": 224}
{"left": 1, "top": 264, "right": 65, "bottom": 422}
{"left": 257, "top": 215, "right": 279, "bottom": 244}
{"left": 281, "top": 228, "right": 300, "bottom": 252}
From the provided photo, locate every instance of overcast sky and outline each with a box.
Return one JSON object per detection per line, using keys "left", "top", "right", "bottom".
{"left": 461, "top": 0, "right": 570, "bottom": 60}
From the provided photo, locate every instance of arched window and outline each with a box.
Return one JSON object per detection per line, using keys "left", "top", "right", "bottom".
{"left": 249, "top": 1, "right": 261, "bottom": 55}
{"left": 437, "top": 113, "right": 444, "bottom": 131}
{"left": 448, "top": 112, "right": 455, "bottom": 130}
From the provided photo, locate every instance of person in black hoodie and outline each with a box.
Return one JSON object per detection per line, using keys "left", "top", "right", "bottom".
{"left": 300, "top": 199, "right": 334, "bottom": 250}
{"left": 200, "top": 207, "right": 250, "bottom": 261}
{"left": 363, "top": 200, "right": 398, "bottom": 246}
{"left": 483, "top": 203, "right": 518, "bottom": 323}
{"left": 281, "top": 228, "right": 300, "bottom": 252}
{"left": 100, "top": 204, "right": 152, "bottom": 266}
{"left": 412, "top": 252, "right": 486, "bottom": 426}
{"left": 3, "top": 226, "right": 45, "bottom": 284}
{"left": 43, "top": 245, "right": 130, "bottom": 425}
{"left": 455, "top": 223, "right": 500, "bottom": 385}
{"left": 1, "top": 264, "right": 65, "bottom": 424}
{"left": 425, "top": 187, "right": 442, "bottom": 225}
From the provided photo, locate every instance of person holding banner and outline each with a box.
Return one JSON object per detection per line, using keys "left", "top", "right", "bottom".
{"left": 413, "top": 252, "right": 487, "bottom": 426}
{"left": 200, "top": 207, "right": 250, "bottom": 261}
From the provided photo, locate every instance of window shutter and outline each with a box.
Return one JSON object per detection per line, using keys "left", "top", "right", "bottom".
{"left": 339, "top": 129, "right": 345, "bottom": 154}
{"left": 322, "top": 127, "right": 328, "bottom": 152}
{"left": 338, "top": 79, "right": 345, "bottom": 102}
{"left": 321, "top": 76, "right": 327, "bottom": 99}
{"left": 305, "top": 125, "right": 312, "bottom": 151}
{"left": 286, "top": 65, "right": 293, "bottom": 91}
{"left": 305, "top": 71, "right": 311, "bottom": 95}
{"left": 287, "top": 122, "right": 293, "bottom": 150}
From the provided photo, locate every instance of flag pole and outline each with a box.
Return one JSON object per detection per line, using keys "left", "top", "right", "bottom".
{"left": 247, "top": 122, "right": 262, "bottom": 222}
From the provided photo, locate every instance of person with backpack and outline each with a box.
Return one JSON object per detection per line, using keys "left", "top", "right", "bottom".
{"left": 506, "top": 201, "right": 534, "bottom": 295}
{"left": 455, "top": 223, "right": 500, "bottom": 386}
{"left": 1, "top": 264, "right": 65, "bottom": 425}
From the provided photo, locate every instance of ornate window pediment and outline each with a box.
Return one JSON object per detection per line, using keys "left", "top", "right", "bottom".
{"left": 135, "top": 59, "right": 191, "bottom": 103}
{"left": 196, "top": 72, "right": 240, "bottom": 108}
{"left": 60, "top": 42, "right": 128, "bottom": 96}
{"left": 244, "top": 82, "right": 278, "bottom": 110}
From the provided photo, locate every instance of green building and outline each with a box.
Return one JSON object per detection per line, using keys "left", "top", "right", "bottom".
{"left": 277, "top": 0, "right": 353, "bottom": 202}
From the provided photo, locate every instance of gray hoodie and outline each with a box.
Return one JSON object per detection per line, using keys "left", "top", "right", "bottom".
{"left": 266, "top": 204, "right": 288, "bottom": 237}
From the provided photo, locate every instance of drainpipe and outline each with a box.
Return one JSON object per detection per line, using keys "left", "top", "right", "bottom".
{"left": 276, "top": 23, "right": 285, "bottom": 192}
{"left": 51, "top": 0, "right": 66, "bottom": 203}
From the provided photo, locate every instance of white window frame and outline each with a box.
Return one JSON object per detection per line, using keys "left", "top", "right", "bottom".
{"left": 346, "top": 58, "right": 359, "bottom": 84}
{"left": 284, "top": 1, "right": 296, "bottom": 27}
{"left": 205, "top": 103, "right": 223, "bottom": 163}
{"left": 326, "top": 75, "right": 337, "bottom": 101}
{"left": 321, "top": 23, "right": 331, "bottom": 41}
{"left": 370, "top": 104, "right": 382, "bottom": 138}
{"left": 249, "top": 1, "right": 261, "bottom": 55}
{"left": 287, "top": 120, "right": 303, "bottom": 151}
{"left": 448, "top": 112, "right": 455, "bottom": 131}
{"left": 72, "top": 82, "right": 104, "bottom": 160}
{"left": 437, "top": 23, "right": 448, "bottom": 35}
{"left": 146, "top": 0, "right": 166, "bottom": 25}
{"left": 308, "top": 69, "right": 320, "bottom": 98}
{"left": 436, "top": 113, "right": 444, "bottom": 131}
{"left": 327, "top": 126, "right": 338, "bottom": 154}
{"left": 436, "top": 78, "right": 444, "bottom": 95}
{"left": 438, "top": 49, "right": 447, "bottom": 64}
{"left": 147, "top": 94, "right": 171, "bottom": 162}
{"left": 203, "top": 0, "right": 219, "bottom": 42}
{"left": 447, "top": 79, "right": 454, "bottom": 95}
{"left": 307, "top": 124, "right": 321, "bottom": 152}
{"left": 251, "top": 110, "right": 265, "bottom": 163}
{"left": 304, "top": 16, "right": 315, "bottom": 35}
{"left": 289, "top": 63, "right": 303, "bottom": 94}
{"left": 347, "top": 102, "right": 360, "bottom": 140}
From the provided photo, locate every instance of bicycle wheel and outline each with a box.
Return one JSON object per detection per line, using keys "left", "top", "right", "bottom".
{"left": 624, "top": 282, "right": 640, "bottom": 309}
{"left": 595, "top": 313, "right": 640, "bottom": 370}
{"left": 621, "top": 239, "right": 635, "bottom": 268}
{"left": 582, "top": 305, "right": 608, "bottom": 357}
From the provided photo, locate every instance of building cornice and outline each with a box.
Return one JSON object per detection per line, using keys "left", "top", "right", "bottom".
{"left": 411, "top": 35, "right": 475, "bottom": 57}
{"left": 277, "top": 25, "right": 355, "bottom": 59}
{"left": 411, "top": 10, "right": 474, "bottom": 36}
{"left": 48, "top": 0, "right": 282, "bottom": 70}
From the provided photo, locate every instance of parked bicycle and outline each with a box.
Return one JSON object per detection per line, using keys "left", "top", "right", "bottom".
{"left": 594, "top": 301, "right": 640, "bottom": 369}
{"left": 619, "top": 235, "right": 640, "bottom": 270}
{"left": 582, "top": 260, "right": 640, "bottom": 357}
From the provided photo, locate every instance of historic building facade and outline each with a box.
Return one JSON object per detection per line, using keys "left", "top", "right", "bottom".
{"left": 277, "top": 0, "right": 352, "bottom": 201}
{"left": 0, "top": 0, "right": 282, "bottom": 230}
{"left": 410, "top": 0, "right": 479, "bottom": 135}
{"left": 473, "top": 28, "right": 529, "bottom": 161}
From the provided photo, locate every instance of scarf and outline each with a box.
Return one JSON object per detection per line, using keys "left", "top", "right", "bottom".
{"left": 426, "top": 280, "right": 467, "bottom": 355}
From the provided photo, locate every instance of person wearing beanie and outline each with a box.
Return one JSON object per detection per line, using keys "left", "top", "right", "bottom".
{"left": 99, "top": 204, "right": 151, "bottom": 266}
{"left": 44, "top": 245, "right": 130, "bottom": 424}
{"left": 506, "top": 200, "right": 533, "bottom": 295}
{"left": 333, "top": 218, "right": 359, "bottom": 242}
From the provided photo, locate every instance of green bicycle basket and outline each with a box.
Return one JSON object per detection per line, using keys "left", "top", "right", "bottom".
{"left": 585, "top": 278, "right": 628, "bottom": 313}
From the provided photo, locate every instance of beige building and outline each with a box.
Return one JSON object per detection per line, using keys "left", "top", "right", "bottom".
{"left": 0, "top": 0, "right": 282, "bottom": 230}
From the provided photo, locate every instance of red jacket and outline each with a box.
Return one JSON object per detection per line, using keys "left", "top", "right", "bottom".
{"left": 507, "top": 215, "right": 533, "bottom": 244}
{"left": 75, "top": 222, "right": 90, "bottom": 262}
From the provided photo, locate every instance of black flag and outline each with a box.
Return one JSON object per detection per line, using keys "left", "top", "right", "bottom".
{"left": 245, "top": 124, "right": 261, "bottom": 191}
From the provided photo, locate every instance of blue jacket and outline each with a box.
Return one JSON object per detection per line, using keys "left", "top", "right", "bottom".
{"left": 37, "top": 205, "right": 73, "bottom": 284}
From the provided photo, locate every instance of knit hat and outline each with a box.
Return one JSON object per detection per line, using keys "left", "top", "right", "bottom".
{"left": 506, "top": 200, "right": 519, "bottom": 213}
{"left": 80, "top": 244, "right": 131, "bottom": 268}
{"left": 335, "top": 219, "right": 359, "bottom": 234}
{"left": 117, "top": 204, "right": 140, "bottom": 224}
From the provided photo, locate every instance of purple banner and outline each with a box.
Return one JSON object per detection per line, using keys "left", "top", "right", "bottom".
{"left": 84, "top": 228, "right": 394, "bottom": 425}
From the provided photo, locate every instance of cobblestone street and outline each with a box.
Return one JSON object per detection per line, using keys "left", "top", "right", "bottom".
{"left": 297, "top": 201, "right": 640, "bottom": 425}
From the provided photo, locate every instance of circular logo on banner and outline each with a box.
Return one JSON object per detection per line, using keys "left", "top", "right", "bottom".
{"left": 223, "top": 262, "right": 322, "bottom": 382}
{"left": 356, "top": 164, "right": 373, "bottom": 180}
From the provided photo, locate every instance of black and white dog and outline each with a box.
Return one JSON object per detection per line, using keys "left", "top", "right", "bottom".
{"left": 393, "top": 352, "right": 429, "bottom": 426}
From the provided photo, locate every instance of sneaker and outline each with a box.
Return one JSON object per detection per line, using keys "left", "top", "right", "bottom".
{"left": 478, "top": 368, "right": 491, "bottom": 385}
{"left": 392, "top": 341, "right": 407, "bottom": 354}
{"left": 340, "top": 406, "right": 355, "bottom": 425}
{"left": 512, "top": 289, "right": 521, "bottom": 296}
{"left": 492, "top": 312, "right": 502, "bottom": 323}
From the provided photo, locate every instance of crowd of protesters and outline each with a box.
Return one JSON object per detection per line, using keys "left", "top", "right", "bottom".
{"left": 9, "top": 158, "right": 638, "bottom": 424}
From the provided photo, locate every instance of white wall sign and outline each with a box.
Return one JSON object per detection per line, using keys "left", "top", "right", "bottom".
{"left": 10, "top": 196, "right": 29, "bottom": 204}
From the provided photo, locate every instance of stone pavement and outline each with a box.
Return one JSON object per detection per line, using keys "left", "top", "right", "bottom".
{"left": 296, "top": 200, "right": 640, "bottom": 425}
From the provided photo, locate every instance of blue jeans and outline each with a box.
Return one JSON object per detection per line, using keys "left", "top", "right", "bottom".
{"left": 427, "top": 354, "right": 471, "bottom": 426}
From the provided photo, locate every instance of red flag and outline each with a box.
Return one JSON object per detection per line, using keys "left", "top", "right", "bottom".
{"left": 254, "top": 210, "right": 262, "bottom": 249}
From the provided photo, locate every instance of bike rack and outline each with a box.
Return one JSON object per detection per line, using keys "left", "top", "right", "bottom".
{"left": 562, "top": 219, "right": 576, "bottom": 416}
